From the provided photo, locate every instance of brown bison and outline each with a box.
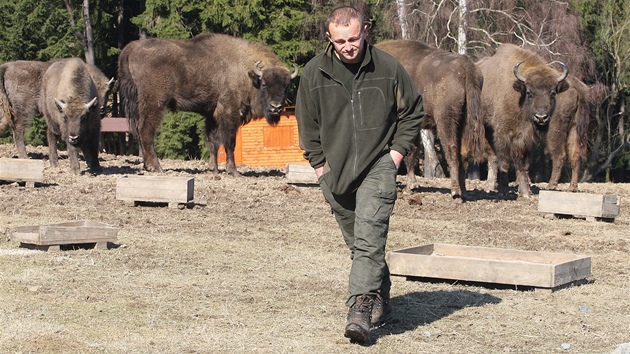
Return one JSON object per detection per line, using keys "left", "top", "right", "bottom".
{"left": 0, "top": 60, "right": 50, "bottom": 158}
{"left": 375, "top": 40, "right": 485, "bottom": 199}
{"left": 544, "top": 75, "right": 591, "bottom": 191}
{"left": 117, "top": 33, "right": 298, "bottom": 175}
{"left": 0, "top": 59, "right": 113, "bottom": 159}
{"left": 477, "top": 44, "right": 569, "bottom": 198}
{"left": 40, "top": 58, "right": 102, "bottom": 174}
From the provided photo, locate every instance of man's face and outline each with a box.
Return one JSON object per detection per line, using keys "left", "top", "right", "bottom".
{"left": 327, "top": 18, "right": 367, "bottom": 64}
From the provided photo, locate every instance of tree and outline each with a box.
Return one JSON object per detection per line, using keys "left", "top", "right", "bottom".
{"left": 577, "top": 0, "right": 630, "bottom": 182}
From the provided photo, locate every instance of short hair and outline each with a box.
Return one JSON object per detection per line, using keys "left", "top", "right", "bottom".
{"left": 326, "top": 6, "right": 365, "bottom": 31}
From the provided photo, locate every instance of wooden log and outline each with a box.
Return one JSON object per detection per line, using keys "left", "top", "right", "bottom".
{"left": 0, "top": 158, "right": 44, "bottom": 186}
{"left": 387, "top": 243, "right": 591, "bottom": 289}
{"left": 116, "top": 175, "right": 194, "bottom": 207}
{"left": 286, "top": 163, "right": 317, "bottom": 184}
{"left": 538, "top": 190, "right": 620, "bottom": 220}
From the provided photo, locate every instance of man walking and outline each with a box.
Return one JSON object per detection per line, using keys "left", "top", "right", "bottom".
{"left": 295, "top": 5, "right": 424, "bottom": 343}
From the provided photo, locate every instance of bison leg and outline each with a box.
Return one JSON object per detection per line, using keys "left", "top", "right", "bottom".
{"left": 547, "top": 155, "right": 564, "bottom": 190}
{"left": 514, "top": 159, "right": 532, "bottom": 198}
{"left": 81, "top": 137, "right": 102, "bottom": 174}
{"left": 11, "top": 113, "right": 31, "bottom": 159}
{"left": 137, "top": 109, "right": 164, "bottom": 173}
{"left": 67, "top": 144, "right": 81, "bottom": 174}
{"left": 46, "top": 127, "right": 60, "bottom": 168}
{"left": 546, "top": 133, "right": 567, "bottom": 191}
{"left": 205, "top": 119, "right": 221, "bottom": 174}
{"left": 485, "top": 153, "right": 499, "bottom": 192}
{"left": 403, "top": 145, "right": 420, "bottom": 191}
{"left": 221, "top": 120, "right": 240, "bottom": 177}
{"left": 439, "top": 132, "right": 465, "bottom": 199}
{"left": 566, "top": 127, "right": 581, "bottom": 191}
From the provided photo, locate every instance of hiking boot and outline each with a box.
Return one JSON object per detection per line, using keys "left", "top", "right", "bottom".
{"left": 344, "top": 294, "right": 374, "bottom": 342}
{"left": 371, "top": 293, "right": 392, "bottom": 327}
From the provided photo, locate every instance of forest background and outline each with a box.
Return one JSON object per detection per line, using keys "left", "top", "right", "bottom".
{"left": 0, "top": 0, "right": 628, "bottom": 183}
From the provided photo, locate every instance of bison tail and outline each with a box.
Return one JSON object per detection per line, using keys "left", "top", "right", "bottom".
{"left": 465, "top": 65, "right": 486, "bottom": 162}
{"left": 117, "top": 49, "right": 139, "bottom": 136}
{"left": 0, "top": 65, "right": 14, "bottom": 132}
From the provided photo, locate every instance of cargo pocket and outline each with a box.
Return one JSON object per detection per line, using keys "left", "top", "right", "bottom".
{"left": 358, "top": 154, "right": 397, "bottom": 220}
{"left": 367, "top": 186, "right": 396, "bottom": 219}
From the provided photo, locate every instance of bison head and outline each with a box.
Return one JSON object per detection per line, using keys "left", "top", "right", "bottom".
{"left": 96, "top": 77, "right": 115, "bottom": 117}
{"left": 54, "top": 96, "right": 99, "bottom": 146}
{"left": 512, "top": 60, "right": 569, "bottom": 127}
{"left": 249, "top": 61, "right": 298, "bottom": 125}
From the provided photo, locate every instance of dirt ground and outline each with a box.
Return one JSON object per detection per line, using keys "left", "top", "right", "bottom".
{"left": 1, "top": 143, "right": 629, "bottom": 353}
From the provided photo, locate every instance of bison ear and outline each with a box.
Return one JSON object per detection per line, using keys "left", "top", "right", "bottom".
{"left": 512, "top": 80, "right": 525, "bottom": 94}
{"left": 557, "top": 81, "right": 570, "bottom": 94}
{"left": 54, "top": 98, "right": 66, "bottom": 113}
{"left": 248, "top": 70, "right": 261, "bottom": 88}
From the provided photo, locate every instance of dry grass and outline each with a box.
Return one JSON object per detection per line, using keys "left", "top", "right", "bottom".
{"left": 1, "top": 144, "right": 629, "bottom": 353}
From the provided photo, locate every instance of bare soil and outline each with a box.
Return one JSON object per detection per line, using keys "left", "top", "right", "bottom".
{"left": 1, "top": 143, "right": 629, "bottom": 353}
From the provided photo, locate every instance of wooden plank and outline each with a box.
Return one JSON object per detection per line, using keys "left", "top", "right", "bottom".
{"left": 0, "top": 158, "right": 44, "bottom": 183}
{"left": 286, "top": 163, "right": 317, "bottom": 184}
{"left": 116, "top": 175, "right": 194, "bottom": 205}
{"left": 387, "top": 243, "right": 591, "bottom": 289}
{"left": 538, "top": 190, "right": 620, "bottom": 219}
{"left": 101, "top": 117, "right": 131, "bottom": 133}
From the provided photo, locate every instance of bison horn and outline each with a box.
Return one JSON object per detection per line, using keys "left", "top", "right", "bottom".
{"left": 54, "top": 98, "right": 67, "bottom": 111}
{"left": 253, "top": 61, "right": 263, "bottom": 77}
{"left": 86, "top": 97, "right": 98, "bottom": 109}
{"left": 513, "top": 61, "right": 526, "bottom": 82}
{"left": 549, "top": 61, "right": 569, "bottom": 82}
{"left": 106, "top": 77, "right": 115, "bottom": 88}
{"left": 290, "top": 64, "right": 299, "bottom": 79}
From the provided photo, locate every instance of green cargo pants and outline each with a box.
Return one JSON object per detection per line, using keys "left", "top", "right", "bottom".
{"left": 319, "top": 152, "right": 397, "bottom": 307}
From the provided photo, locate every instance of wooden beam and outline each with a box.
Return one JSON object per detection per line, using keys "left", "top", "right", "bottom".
{"left": 101, "top": 117, "right": 131, "bottom": 133}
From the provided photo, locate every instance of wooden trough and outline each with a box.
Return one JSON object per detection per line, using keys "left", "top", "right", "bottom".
{"left": 11, "top": 220, "right": 118, "bottom": 252}
{"left": 387, "top": 243, "right": 591, "bottom": 291}
{"left": 116, "top": 175, "right": 194, "bottom": 208}
{"left": 538, "top": 190, "right": 620, "bottom": 222}
{"left": 285, "top": 163, "right": 317, "bottom": 184}
{"left": 0, "top": 158, "right": 44, "bottom": 187}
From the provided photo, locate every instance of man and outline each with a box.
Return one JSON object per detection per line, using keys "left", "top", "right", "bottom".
{"left": 295, "top": 5, "right": 424, "bottom": 343}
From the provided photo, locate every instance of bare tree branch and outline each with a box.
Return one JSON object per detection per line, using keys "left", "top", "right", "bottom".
{"left": 582, "top": 134, "right": 630, "bottom": 182}
{"left": 63, "top": 0, "right": 86, "bottom": 42}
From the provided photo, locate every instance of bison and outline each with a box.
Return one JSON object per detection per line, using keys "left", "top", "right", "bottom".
{"left": 0, "top": 60, "right": 50, "bottom": 159}
{"left": 117, "top": 33, "right": 298, "bottom": 175}
{"left": 543, "top": 75, "right": 591, "bottom": 191}
{"left": 477, "top": 44, "right": 569, "bottom": 198}
{"left": 375, "top": 40, "right": 485, "bottom": 199}
{"left": 40, "top": 58, "right": 102, "bottom": 174}
{"left": 0, "top": 59, "right": 113, "bottom": 159}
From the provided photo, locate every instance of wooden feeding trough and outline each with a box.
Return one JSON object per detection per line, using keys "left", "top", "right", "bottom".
{"left": 11, "top": 220, "right": 118, "bottom": 252}
{"left": 116, "top": 175, "right": 194, "bottom": 208}
{"left": 387, "top": 243, "right": 591, "bottom": 291}
{"left": 0, "top": 158, "right": 44, "bottom": 187}
{"left": 285, "top": 163, "right": 317, "bottom": 184}
{"left": 538, "top": 190, "right": 620, "bottom": 222}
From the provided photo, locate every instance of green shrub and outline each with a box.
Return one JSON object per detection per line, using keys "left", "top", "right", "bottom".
{"left": 154, "top": 111, "right": 208, "bottom": 160}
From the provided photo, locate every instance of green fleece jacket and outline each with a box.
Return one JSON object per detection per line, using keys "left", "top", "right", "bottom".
{"left": 296, "top": 42, "right": 424, "bottom": 195}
